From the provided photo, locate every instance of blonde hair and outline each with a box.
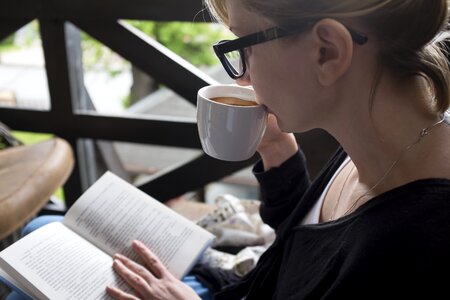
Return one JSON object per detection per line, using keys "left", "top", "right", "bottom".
{"left": 205, "top": 0, "right": 450, "bottom": 113}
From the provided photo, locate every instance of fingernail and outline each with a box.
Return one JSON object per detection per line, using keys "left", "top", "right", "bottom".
{"left": 113, "top": 259, "right": 122, "bottom": 266}
{"left": 133, "top": 240, "right": 143, "bottom": 248}
{"left": 114, "top": 253, "right": 124, "bottom": 259}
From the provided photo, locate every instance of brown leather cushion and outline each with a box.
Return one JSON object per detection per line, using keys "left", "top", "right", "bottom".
{"left": 0, "top": 138, "right": 74, "bottom": 239}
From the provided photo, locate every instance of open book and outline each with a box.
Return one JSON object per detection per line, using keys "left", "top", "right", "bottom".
{"left": 0, "top": 171, "right": 214, "bottom": 299}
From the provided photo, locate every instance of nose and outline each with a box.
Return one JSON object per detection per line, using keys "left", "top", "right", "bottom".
{"left": 235, "top": 70, "right": 251, "bottom": 86}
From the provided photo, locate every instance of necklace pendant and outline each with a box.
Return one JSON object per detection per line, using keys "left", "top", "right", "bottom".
{"left": 420, "top": 128, "right": 428, "bottom": 137}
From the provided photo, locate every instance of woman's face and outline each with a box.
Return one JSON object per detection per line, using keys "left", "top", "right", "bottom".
{"left": 226, "top": 0, "right": 325, "bottom": 132}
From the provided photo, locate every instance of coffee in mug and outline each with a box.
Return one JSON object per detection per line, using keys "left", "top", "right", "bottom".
{"left": 211, "top": 97, "right": 258, "bottom": 107}
{"left": 197, "top": 84, "right": 267, "bottom": 161}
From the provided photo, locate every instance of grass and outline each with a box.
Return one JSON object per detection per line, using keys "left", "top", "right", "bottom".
{"left": 11, "top": 131, "right": 65, "bottom": 202}
{"left": 11, "top": 131, "right": 53, "bottom": 145}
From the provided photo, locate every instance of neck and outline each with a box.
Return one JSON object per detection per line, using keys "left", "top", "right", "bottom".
{"left": 324, "top": 74, "right": 447, "bottom": 195}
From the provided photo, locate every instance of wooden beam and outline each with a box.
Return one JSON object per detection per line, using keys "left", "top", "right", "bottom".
{"left": 72, "top": 20, "right": 217, "bottom": 105}
{"left": 0, "top": 108, "right": 202, "bottom": 148}
{"left": 0, "top": 19, "right": 33, "bottom": 41}
{"left": 39, "top": 19, "right": 75, "bottom": 116}
{"left": 0, "top": 0, "right": 212, "bottom": 22}
{"left": 138, "top": 153, "right": 258, "bottom": 202}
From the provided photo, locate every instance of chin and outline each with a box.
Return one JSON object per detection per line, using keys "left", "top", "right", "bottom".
{"left": 278, "top": 121, "right": 295, "bottom": 134}
{"left": 281, "top": 121, "right": 313, "bottom": 134}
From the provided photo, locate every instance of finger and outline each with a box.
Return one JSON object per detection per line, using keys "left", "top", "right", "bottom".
{"left": 113, "top": 259, "right": 152, "bottom": 299}
{"left": 132, "top": 240, "right": 168, "bottom": 278}
{"left": 105, "top": 286, "right": 140, "bottom": 300}
{"left": 114, "top": 254, "right": 156, "bottom": 284}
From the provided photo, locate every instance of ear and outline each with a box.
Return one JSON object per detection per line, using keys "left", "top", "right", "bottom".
{"left": 311, "top": 19, "right": 354, "bottom": 86}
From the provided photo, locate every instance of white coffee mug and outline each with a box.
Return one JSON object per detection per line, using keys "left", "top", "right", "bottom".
{"left": 197, "top": 84, "right": 267, "bottom": 161}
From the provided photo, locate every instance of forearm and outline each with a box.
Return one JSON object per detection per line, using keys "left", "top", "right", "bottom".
{"left": 254, "top": 149, "right": 311, "bottom": 230}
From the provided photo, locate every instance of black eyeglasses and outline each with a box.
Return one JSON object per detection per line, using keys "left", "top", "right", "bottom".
{"left": 213, "top": 22, "right": 368, "bottom": 79}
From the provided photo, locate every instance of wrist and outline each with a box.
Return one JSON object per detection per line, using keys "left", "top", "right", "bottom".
{"left": 258, "top": 134, "right": 298, "bottom": 171}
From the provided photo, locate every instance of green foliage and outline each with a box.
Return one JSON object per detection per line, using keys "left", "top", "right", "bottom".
{"left": 128, "top": 21, "right": 232, "bottom": 67}
{"left": 0, "top": 35, "right": 17, "bottom": 52}
{"left": 122, "top": 94, "right": 132, "bottom": 109}
{"left": 0, "top": 21, "right": 40, "bottom": 52}
{"left": 11, "top": 131, "right": 53, "bottom": 145}
{"left": 81, "top": 21, "right": 232, "bottom": 70}
{"left": 81, "top": 31, "right": 126, "bottom": 73}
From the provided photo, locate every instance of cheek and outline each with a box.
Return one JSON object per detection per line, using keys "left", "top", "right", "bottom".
{"left": 246, "top": 54, "right": 274, "bottom": 102}
{"left": 252, "top": 51, "right": 305, "bottom": 107}
{"left": 247, "top": 43, "right": 321, "bottom": 130}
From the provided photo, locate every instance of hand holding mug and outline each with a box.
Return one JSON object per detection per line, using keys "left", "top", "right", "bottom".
{"left": 256, "top": 113, "right": 299, "bottom": 170}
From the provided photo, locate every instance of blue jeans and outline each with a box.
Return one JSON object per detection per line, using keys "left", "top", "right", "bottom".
{"left": 3, "top": 215, "right": 212, "bottom": 300}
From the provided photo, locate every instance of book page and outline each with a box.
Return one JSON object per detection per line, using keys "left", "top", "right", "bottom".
{"left": 0, "top": 222, "right": 132, "bottom": 300}
{"left": 64, "top": 172, "right": 214, "bottom": 279}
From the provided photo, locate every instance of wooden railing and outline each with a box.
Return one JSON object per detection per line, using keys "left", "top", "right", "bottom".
{"left": 0, "top": 0, "right": 262, "bottom": 207}
{"left": 9, "top": 1, "right": 446, "bottom": 211}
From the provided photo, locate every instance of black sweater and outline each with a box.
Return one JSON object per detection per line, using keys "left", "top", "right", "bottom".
{"left": 197, "top": 147, "right": 450, "bottom": 299}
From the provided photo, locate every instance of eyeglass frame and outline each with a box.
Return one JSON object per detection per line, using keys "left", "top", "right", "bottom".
{"left": 213, "top": 21, "right": 368, "bottom": 79}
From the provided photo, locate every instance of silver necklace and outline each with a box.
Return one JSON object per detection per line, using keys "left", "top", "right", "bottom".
{"left": 329, "top": 114, "right": 447, "bottom": 221}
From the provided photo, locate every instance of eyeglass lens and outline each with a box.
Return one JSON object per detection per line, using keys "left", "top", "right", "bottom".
{"left": 224, "top": 50, "right": 244, "bottom": 76}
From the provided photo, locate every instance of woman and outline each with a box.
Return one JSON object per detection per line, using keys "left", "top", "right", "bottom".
{"left": 9, "top": 0, "right": 450, "bottom": 299}
{"left": 107, "top": 0, "right": 450, "bottom": 299}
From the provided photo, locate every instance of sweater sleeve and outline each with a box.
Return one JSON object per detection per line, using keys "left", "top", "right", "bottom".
{"left": 253, "top": 149, "right": 311, "bottom": 230}
{"left": 189, "top": 263, "right": 241, "bottom": 293}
